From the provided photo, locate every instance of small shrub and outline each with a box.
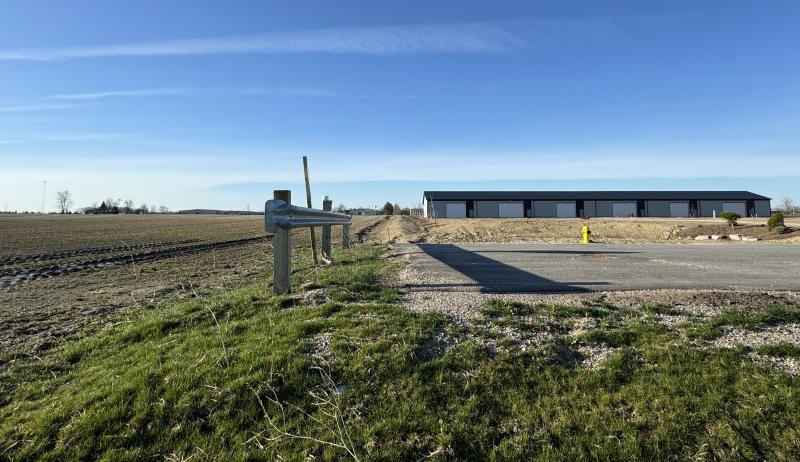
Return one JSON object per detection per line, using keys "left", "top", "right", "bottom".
{"left": 767, "top": 212, "right": 785, "bottom": 231}
{"left": 719, "top": 211, "right": 740, "bottom": 229}
{"left": 774, "top": 225, "right": 789, "bottom": 234}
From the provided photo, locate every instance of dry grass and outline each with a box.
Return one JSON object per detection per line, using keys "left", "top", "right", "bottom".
{"left": 361, "top": 216, "right": 800, "bottom": 244}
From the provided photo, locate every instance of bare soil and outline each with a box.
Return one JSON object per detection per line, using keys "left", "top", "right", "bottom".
{"left": 0, "top": 214, "right": 265, "bottom": 256}
{"left": 0, "top": 215, "right": 384, "bottom": 361}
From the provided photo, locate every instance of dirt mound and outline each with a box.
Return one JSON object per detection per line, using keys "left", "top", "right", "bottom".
{"left": 361, "top": 216, "right": 427, "bottom": 243}
{"left": 678, "top": 224, "right": 800, "bottom": 241}
{"left": 360, "top": 217, "right": 800, "bottom": 244}
{"left": 420, "top": 218, "right": 680, "bottom": 243}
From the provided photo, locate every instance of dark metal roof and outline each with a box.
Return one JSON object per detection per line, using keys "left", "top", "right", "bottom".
{"left": 423, "top": 191, "right": 771, "bottom": 201}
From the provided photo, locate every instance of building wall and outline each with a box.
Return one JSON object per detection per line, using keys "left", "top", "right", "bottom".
{"left": 475, "top": 201, "right": 528, "bottom": 218}
{"left": 533, "top": 201, "right": 557, "bottom": 218}
{"left": 429, "top": 200, "right": 467, "bottom": 218}
{"left": 595, "top": 201, "right": 613, "bottom": 217}
{"left": 646, "top": 201, "right": 671, "bottom": 217}
{"left": 475, "top": 201, "right": 500, "bottom": 218}
{"left": 582, "top": 200, "right": 597, "bottom": 217}
{"left": 754, "top": 200, "right": 771, "bottom": 217}
{"left": 427, "top": 196, "right": 771, "bottom": 218}
{"left": 699, "top": 200, "right": 723, "bottom": 217}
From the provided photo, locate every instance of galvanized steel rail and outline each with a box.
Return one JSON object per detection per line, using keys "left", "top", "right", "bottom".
{"left": 265, "top": 190, "right": 352, "bottom": 294}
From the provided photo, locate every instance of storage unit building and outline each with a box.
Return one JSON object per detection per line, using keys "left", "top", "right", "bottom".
{"left": 423, "top": 191, "right": 771, "bottom": 219}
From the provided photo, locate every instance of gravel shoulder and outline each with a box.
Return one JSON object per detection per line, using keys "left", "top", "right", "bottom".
{"left": 387, "top": 243, "right": 800, "bottom": 375}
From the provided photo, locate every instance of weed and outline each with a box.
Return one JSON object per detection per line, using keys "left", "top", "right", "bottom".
{"left": 481, "top": 299, "right": 535, "bottom": 317}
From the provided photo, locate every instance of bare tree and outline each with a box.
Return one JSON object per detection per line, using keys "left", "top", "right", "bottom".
{"left": 781, "top": 197, "right": 796, "bottom": 214}
{"left": 55, "top": 190, "right": 73, "bottom": 214}
{"left": 123, "top": 199, "right": 134, "bottom": 213}
{"left": 158, "top": 205, "right": 169, "bottom": 214}
{"left": 392, "top": 202, "right": 402, "bottom": 215}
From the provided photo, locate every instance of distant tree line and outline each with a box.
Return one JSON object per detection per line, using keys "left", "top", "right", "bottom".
{"left": 81, "top": 198, "right": 170, "bottom": 214}
{"left": 381, "top": 202, "right": 412, "bottom": 216}
{"left": 0, "top": 190, "right": 171, "bottom": 214}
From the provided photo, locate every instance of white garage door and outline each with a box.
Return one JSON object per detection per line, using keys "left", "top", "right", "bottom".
{"left": 556, "top": 202, "right": 576, "bottom": 218}
{"left": 722, "top": 202, "right": 747, "bottom": 217}
{"left": 445, "top": 203, "right": 466, "bottom": 218}
{"left": 498, "top": 202, "right": 524, "bottom": 218}
{"left": 669, "top": 202, "right": 689, "bottom": 217}
{"left": 612, "top": 202, "right": 637, "bottom": 217}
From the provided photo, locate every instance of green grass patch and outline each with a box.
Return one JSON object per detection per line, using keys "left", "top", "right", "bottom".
{"left": 482, "top": 299, "right": 613, "bottom": 320}
{"left": 689, "top": 305, "right": 800, "bottom": 340}
{"left": 2, "top": 245, "right": 800, "bottom": 460}
{"left": 481, "top": 299, "right": 536, "bottom": 317}
{"left": 756, "top": 342, "right": 800, "bottom": 358}
{"left": 580, "top": 321, "right": 668, "bottom": 348}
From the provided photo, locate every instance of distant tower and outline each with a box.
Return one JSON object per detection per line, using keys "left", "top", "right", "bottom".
{"left": 41, "top": 180, "right": 47, "bottom": 214}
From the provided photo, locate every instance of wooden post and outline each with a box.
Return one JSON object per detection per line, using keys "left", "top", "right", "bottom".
{"left": 273, "top": 190, "right": 291, "bottom": 294}
{"left": 321, "top": 196, "right": 332, "bottom": 262}
{"left": 342, "top": 224, "right": 350, "bottom": 249}
{"left": 302, "top": 156, "right": 319, "bottom": 265}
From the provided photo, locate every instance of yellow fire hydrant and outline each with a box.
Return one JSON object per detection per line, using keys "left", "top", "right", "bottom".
{"left": 581, "top": 223, "right": 591, "bottom": 244}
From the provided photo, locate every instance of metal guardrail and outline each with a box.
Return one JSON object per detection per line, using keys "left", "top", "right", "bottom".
{"left": 265, "top": 190, "right": 352, "bottom": 294}
{"left": 264, "top": 200, "right": 351, "bottom": 232}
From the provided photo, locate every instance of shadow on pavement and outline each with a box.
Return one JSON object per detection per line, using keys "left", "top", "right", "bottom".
{"left": 473, "top": 249, "right": 639, "bottom": 255}
{"left": 414, "top": 244, "right": 610, "bottom": 293}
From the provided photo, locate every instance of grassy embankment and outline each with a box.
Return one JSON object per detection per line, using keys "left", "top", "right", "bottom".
{"left": 2, "top": 245, "right": 800, "bottom": 461}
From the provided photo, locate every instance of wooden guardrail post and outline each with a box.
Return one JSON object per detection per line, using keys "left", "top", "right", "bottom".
{"left": 342, "top": 224, "right": 350, "bottom": 248}
{"left": 273, "top": 190, "right": 291, "bottom": 294}
{"left": 321, "top": 196, "right": 332, "bottom": 262}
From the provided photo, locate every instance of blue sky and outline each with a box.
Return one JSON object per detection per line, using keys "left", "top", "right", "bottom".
{"left": 1, "top": 1, "right": 799, "bottom": 212}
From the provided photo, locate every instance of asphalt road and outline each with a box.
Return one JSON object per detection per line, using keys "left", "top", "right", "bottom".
{"left": 403, "top": 243, "right": 800, "bottom": 293}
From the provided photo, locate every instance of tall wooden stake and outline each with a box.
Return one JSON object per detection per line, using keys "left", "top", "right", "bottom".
{"left": 303, "top": 156, "right": 319, "bottom": 265}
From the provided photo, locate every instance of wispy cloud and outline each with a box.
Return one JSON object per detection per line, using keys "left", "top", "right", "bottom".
{"left": 47, "top": 86, "right": 361, "bottom": 100}
{"left": 0, "top": 133, "right": 133, "bottom": 145}
{"left": 49, "top": 87, "right": 192, "bottom": 100}
{"left": 0, "top": 20, "right": 616, "bottom": 61}
{"left": 0, "top": 103, "right": 81, "bottom": 113}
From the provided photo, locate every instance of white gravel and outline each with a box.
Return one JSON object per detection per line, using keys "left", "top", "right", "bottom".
{"left": 712, "top": 323, "right": 800, "bottom": 350}
{"left": 577, "top": 344, "right": 619, "bottom": 370}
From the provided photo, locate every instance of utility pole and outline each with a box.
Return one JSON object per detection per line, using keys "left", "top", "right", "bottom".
{"left": 41, "top": 180, "right": 47, "bottom": 214}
